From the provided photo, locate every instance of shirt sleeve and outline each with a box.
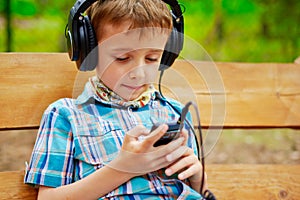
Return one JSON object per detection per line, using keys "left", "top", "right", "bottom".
{"left": 24, "top": 103, "right": 74, "bottom": 188}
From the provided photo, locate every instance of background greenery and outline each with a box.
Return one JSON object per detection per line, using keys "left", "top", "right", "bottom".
{"left": 1, "top": 0, "right": 299, "bottom": 62}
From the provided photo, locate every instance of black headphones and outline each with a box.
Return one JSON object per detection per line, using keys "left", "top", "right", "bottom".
{"left": 65, "top": 0, "right": 184, "bottom": 71}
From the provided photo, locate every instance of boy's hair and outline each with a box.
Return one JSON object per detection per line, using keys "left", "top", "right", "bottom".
{"left": 87, "top": 0, "right": 173, "bottom": 41}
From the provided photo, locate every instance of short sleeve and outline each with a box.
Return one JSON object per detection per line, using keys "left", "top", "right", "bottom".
{"left": 24, "top": 103, "right": 74, "bottom": 188}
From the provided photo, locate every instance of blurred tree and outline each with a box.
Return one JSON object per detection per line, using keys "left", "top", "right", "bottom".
{"left": 255, "top": 0, "right": 300, "bottom": 60}
{"left": 4, "top": 0, "right": 12, "bottom": 52}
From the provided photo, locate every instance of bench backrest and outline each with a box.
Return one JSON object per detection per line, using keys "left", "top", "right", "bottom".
{"left": 1, "top": 53, "right": 300, "bottom": 130}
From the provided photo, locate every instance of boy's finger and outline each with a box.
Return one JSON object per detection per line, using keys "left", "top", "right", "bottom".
{"left": 165, "top": 148, "right": 197, "bottom": 176}
{"left": 142, "top": 124, "right": 168, "bottom": 145}
{"left": 165, "top": 145, "right": 188, "bottom": 162}
{"left": 181, "top": 128, "right": 188, "bottom": 145}
{"left": 126, "top": 125, "right": 149, "bottom": 139}
{"left": 153, "top": 136, "right": 185, "bottom": 158}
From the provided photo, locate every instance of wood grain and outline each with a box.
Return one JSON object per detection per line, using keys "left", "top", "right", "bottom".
{"left": 1, "top": 53, "right": 300, "bottom": 129}
{"left": 0, "top": 171, "right": 37, "bottom": 200}
{"left": 206, "top": 164, "right": 300, "bottom": 200}
{"left": 1, "top": 165, "right": 299, "bottom": 200}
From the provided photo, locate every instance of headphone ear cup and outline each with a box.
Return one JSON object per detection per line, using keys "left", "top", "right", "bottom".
{"left": 78, "top": 15, "right": 98, "bottom": 71}
{"left": 160, "top": 28, "right": 180, "bottom": 71}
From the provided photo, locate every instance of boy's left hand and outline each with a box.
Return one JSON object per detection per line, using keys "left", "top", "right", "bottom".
{"left": 164, "top": 129, "right": 205, "bottom": 188}
{"left": 164, "top": 147, "right": 202, "bottom": 182}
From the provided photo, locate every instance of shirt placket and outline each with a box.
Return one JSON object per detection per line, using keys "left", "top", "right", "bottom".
{"left": 127, "top": 106, "right": 138, "bottom": 127}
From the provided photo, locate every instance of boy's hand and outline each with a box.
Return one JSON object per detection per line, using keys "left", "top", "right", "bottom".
{"left": 108, "top": 124, "right": 186, "bottom": 175}
{"left": 164, "top": 129, "right": 207, "bottom": 193}
{"left": 165, "top": 147, "right": 202, "bottom": 181}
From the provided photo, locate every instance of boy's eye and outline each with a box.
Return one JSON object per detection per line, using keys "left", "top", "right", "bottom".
{"left": 146, "top": 57, "right": 159, "bottom": 62}
{"left": 116, "top": 57, "right": 129, "bottom": 62}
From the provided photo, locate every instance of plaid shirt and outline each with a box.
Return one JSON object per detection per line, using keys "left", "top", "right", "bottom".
{"left": 24, "top": 81, "right": 202, "bottom": 199}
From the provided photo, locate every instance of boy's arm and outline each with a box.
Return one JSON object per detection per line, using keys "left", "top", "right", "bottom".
{"left": 38, "top": 165, "right": 135, "bottom": 200}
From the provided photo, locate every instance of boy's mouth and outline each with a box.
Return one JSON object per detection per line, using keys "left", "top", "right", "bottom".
{"left": 122, "top": 84, "right": 145, "bottom": 91}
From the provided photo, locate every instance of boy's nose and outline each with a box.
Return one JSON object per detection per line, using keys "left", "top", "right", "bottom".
{"left": 129, "top": 66, "right": 145, "bottom": 79}
{"left": 129, "top": 58, "right": 146, "bottom": 79}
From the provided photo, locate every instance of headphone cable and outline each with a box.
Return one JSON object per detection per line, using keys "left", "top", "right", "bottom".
{"left": 158, "top": 70, "right": 211, "bottom": 197}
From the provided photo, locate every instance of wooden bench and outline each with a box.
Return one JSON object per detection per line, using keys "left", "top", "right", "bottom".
{"left": 0, "top": 53, "right": 299, "bottom": 199}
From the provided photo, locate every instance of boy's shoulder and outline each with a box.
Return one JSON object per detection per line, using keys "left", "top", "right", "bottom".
{"left": 162, "top": 96, "right": 184, "bottom": 110}
{"left": 44, "top": 98, "right": 77, "bottom": 114}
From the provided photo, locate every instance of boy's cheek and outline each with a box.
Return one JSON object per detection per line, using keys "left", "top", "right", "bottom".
{"left": 95, "top": 55, "right": 115, "bottom": 74}
{"left": 145, "top": 67, "right": 159, "bottom": 83}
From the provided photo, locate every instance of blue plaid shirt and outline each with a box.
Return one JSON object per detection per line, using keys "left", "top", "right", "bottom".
{"left": 24, "top": 81, "right": 203, "bottom": 199}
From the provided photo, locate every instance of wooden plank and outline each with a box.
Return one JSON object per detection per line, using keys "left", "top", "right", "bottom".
{"left": 0, "top": 129, "right": 37, "bottom": 171}
{"left": 206, "top": 164, "right": 300, "bottom": 200}
{"left": 1, "top": 53, "right": 300, "bottom": 129}
{"left": 0, "top": 171, "right": 37, "bottom": 200}
{"left": 168, "top": 61, "right": 300, "bottom": 128}
{"left": 1, "top": 164, "right": 299, "bottom": 200}
{"left": 0, "top": 53, "right": 77, "bottom": 129}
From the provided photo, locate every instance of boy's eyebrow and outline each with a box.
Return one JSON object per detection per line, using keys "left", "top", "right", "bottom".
{"left": 149, "top": 49, "right": 164, "bottom": 53}
{"left": 111, "top": 48, "right": 164, "bottom": 53}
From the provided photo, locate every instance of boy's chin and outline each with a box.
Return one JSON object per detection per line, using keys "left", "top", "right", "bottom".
{"left": 120, "top": 87, "right": 148, "bottom": 101}
{"left": 122, "top": 92, "right": 143, "bottom": 102}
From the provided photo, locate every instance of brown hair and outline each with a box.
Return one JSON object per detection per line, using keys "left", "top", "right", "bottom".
{"left": 86, "top": 0, "right": 172, "bottom": 41}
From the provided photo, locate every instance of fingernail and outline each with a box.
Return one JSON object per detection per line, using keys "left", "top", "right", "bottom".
{"left": 166, "top": 154, "right": 173, "bottom": 161}
{"left": 165, "top": 168, "right": 172, "bottom": 176}
{"left": 159, "top": 124, "right": 168, "bottom": 132}
{"left": 178, "top": 173, "right": 185, "bottom": 180}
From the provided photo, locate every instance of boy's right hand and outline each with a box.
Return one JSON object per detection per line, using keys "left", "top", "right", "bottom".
{"left": 107, "top": 124, "right": 187, "bottom": 175}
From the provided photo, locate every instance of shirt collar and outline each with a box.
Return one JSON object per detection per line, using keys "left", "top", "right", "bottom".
{"left": 75, "top": 79, "right": 166, "bottom": 107}
{"left": 75, "top": 80, "right": 101, "bottom": 105}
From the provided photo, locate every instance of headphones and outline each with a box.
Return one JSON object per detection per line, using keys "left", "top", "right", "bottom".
{"left": 66, "top": 0, "right": 184, "bottom": 71}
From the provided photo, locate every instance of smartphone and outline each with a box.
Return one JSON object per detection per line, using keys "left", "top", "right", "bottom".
{"left": 151, "top": 122, "right": 181, "bottom": 147}
{"left": 151, "top": 102, "right": 190, "bottom": 146}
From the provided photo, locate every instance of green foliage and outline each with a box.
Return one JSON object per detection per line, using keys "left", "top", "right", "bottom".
{"left": 11, "top": 0, "right": 37, "bottom": 16}
{"left": 11, "top": 16, "right": 66, "bottom": 52}
{"left": 180, "top": 0, "right": 299, "bottom": 62}
{"left": 222, "top": 0, "right": 256, "bottom": 15}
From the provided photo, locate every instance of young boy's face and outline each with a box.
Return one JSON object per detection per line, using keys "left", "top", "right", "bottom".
{"left": 96, "top": 22, "right": 169, "bottom": 101}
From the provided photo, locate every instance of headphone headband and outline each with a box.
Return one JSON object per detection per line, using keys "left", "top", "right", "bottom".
{"left": 66, "top": 0, "right": 184, "bottom": 71}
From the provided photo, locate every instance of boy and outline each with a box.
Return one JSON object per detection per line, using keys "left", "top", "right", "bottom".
{"left": 25, "top": 0, "right": 207, "bottom": 199}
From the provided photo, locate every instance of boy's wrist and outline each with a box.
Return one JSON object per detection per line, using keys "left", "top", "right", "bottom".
{"left": 189, "top": 172, "right": 207, "bottom": 194}
{"left": 105, "top": 164, "right": 139, "bottom": 180}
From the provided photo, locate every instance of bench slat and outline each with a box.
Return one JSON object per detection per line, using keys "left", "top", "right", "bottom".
{"left": 1, "top": 53, "right": 300, "bottom": 129}
{"left": 1, "top": 164, "right": 299, "bottom": 200}
{"left": 0, "top": 171, "right": 37, "bottom": 200}
{"left": 206, "top": 164, "right": 300, "bottom": 199}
